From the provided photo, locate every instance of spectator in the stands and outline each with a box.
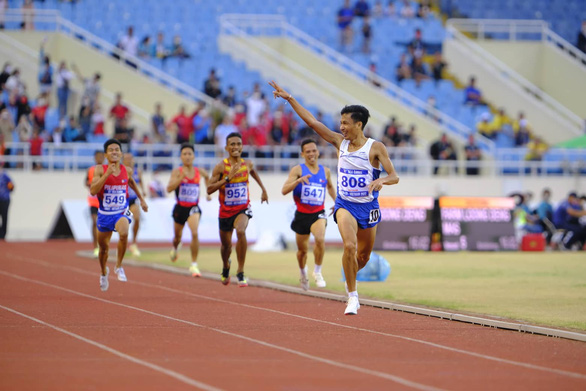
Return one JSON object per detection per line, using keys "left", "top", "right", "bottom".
{"left": 429, "top": 133, "right": 458, "bottom": 175}
{"left": 372, "top": 0, "right": 383, "bottom": 18}
{"left": 476, "top": 112, "right": 494, "bottom": 140}
{"left": 400, "top": 0, "right": 415, "bottom": 18}
{"left": 29, "top": 126, "right": 43, "bottom": 170}
{"left": 21, "top": 0, "right": 34, "bottom": 30}
{"left": 0, "top": 92, "right": 19, "bottom": 130}
{"left": 268, "top": 104, "right": 291, "bottom": 145}
{"left": 38, "top": 39, "right": 53, "bottom": 95}
{"left": 464, "top": 134, "right": 481, "bottom": 176}
{"left": 337, "top": 0, "right": 354, "bottom": 51}
{"left": 109, "top": 92, "right": 130, "bottom": 128}
{"left": 463, "top": 76, "right": 483, "bottom": 106}
{"left": 151, "top": 102, "right": 166, "bottom": 142}
{"left": 222, "top": 85, "right": 237, "bottom": 108}
{"left": 55, "top": 62, "right": 73, "bottom": 120}
{"left": 382, "top": 120, "right": 402, "bottom": 147}
{"left": 408, "top": 28, "right": 425, "bottom": 59}
{"left": 536, "top": 188, "right": 554, "bottom": 242}
{"left": 114, "top": 116, "right": 133, "bottom": 145}
{"left": 385, "top": 0, "right": 397, "bottom": 17}
{"left": 71, "top": 63, "right": 101, "bottom": 109}
{"left": 403, "top": 124, "right": 417, "bottom": 146}
{"left": 367, "top": 62, "right": 381, "bottom": 87}
{"left": 513, "top": 111, "right": 531, "bottom": 134}
{"left": 361, "top": 15, "right": 372, "bottom": 53}
{"left": 525, "top": 136, "right": 548, "bottom": 161}
{"left": 91, "top": 102, "right": 105, "bottom": 135}
{"left": 0, "top": 62, "right": 11, "bottom": 89}
{"left": 138, "top": 35, "right": 153, "bottom": 58}
{"left": 193, "top": 109, "right": 212, "bottom": 144}
{"left": 155, "top": 32, "right": 170, "bottom": 63}
{"left": 0, "top": 107, "right": 13, "bottom": 162}
{"left": 514, "top": 119, "right": 531, "bottom": 147}
{"left": 203, "top": 68, "right": 222, "bottom": 99}
{"left": 78, "top": 96, "right": 92, "bottom": 138}
{"left": 246, "top": 84, "right": 266, "bottom": 127}
{"left": 5, "top": 68, "right": 25, "bottom": 96}
{"left": 577, "top": 20, "right": 586, "bottom": 54}
{"left": 431, "top": 52, "right": 446, "bottom": 82}
{"left": 491, "top": 107, "right": 511, "bottom": 135}
{"left": 354, "top": 0, "right": 370, "bottom": 17}
{"left": 416, "top": 0, "right": 431, "bottom": 18}
{"left": 170, "top": 35, "right": 190, "bottom": 59}
{"left": 411, "top": 57, "right": 429, "bottom": 86}
{"left": 31, "top": 93, "right": 48, "bottom": 130}
{"left": 169, "top": 105, "right": 191, "bottom": 144}
{"left": 118, "top": 26, "right": 139, "bottom": 58}
{"left": 395, "top": 53, "right": 412, "bottom": 82}
{"left": 62, "top": 115, "right": 85, "bottom": 142}
{"left": 214, "top": 114, "right": 237, "bottom": 150}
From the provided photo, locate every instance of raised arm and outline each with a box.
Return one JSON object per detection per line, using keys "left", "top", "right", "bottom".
{"left": 368, "top": 141, "right": 400, "bottom": 193}
{"left": 269, "top": 80, "right": 343, "bottom": 149}
{"left": 281, "top": 165, "right": 304, "bottom": 196}
{"left": 247, "top": 160, "right": 268, "bottom": 204}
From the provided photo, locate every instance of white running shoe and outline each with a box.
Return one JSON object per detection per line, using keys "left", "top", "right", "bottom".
{"left": 93, "top": 247, "right": 99, "bottom": 259}
{"left": 100, "top": 267, "right": 109, "bottom": 291}
{"left": 129, "top": 244, "right": 141, "bottom": 257}
{"left": 313, "top": 272, "right": 326, "bottom": 288}
{"left": 300, "top": 275, "right": 309, "bottom": 291}
{"left": 115, "top": 267, "right": 127, "bottom": 282}
{"left": 170, "top": 243, "right": 182, "bottom": 262}
{"left": 189, "top": 264, "right": 201, "bottom": 277}
{"left": 344, "top": 296, "right": 360, "bottom": 315}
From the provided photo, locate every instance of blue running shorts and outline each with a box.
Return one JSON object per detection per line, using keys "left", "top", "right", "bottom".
{"left": 97, "top": 209, "right": 133, "bottom": 233}
{"left": 333, "top": 197, "right": 380, "bottom": 229}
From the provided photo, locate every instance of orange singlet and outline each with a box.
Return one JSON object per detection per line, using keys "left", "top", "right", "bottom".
{"left": 218, "top": 158, "right": 249, "bottom": 219}
{"left": 86, "top": 166, "right": 99, "bottom": 208}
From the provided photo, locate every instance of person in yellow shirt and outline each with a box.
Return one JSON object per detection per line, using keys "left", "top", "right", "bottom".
{"left": 476, "top": 112, "right": 494, "bottom": 139}
{"left": 491, "top": 108, "right": 512, "bottom": 133}
{"left": 525, "top": 136, "right": 548, "bottom": 161}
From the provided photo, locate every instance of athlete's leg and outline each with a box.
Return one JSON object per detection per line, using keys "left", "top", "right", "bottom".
{"left": 186, "top": 212, "right": 201, "bottom": 262}
{"left": 97, "top": 230, "right": 113, "bottom": 275}
{"left": 130, "top": 203, "right": 141, "bottom": 244}
{"left": 295, "top": 233, "right": 310, "bottom": 270}
{"left": 172, "top": 222, "right": 184, "bottom": 250}
{"left": 309, "top": 218, "right": 327, "bottom": 267}
{"left": 335, "top": 208, "right": 359, "bottom": 293}
{"left": 114, "top": 217, "right": 130, "bottom": 269}
{"left": 356, "top": 225, "right": 377, "bottom": 269}
{"left": 91, "top": 213, "right": 98, "bottom": 249}
{"left": 219, "top": 229, "right": 233, "bottom": 269}
{"left": 233, "top": 213, "right": 250, "bottom": 274}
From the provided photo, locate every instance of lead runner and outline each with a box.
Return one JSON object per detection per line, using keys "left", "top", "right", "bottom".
{"left": 270, "top": 80, "right": 400, "bottom": 315}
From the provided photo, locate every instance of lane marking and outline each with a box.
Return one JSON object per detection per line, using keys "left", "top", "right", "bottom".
{"left": 0, "top": 304, "right": 223, "bottom": 391}
{"left": 0, "top": 270, "right": 444, "bottom": 391}
{"left": 6, "top": 254, "right": 586, "bottom": 381}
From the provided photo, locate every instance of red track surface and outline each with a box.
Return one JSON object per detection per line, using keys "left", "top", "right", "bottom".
{"left": 1, "top": 241, "right": 585, "bottom": 391}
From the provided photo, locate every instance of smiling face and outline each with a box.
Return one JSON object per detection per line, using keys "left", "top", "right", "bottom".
{"left": 225, "top": 136, "right": 243, "bottom": 158}
{"left": 180, "top": 147, "right": 194, "bottom": 166}
{"left": 339, "top": 113, "right": 362, "bottom": 140}
{"left": 301, "top": 141, "right": 319, "bottom": 165}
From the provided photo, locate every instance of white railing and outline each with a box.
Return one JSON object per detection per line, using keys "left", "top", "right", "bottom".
{"left": 2, "top": 142, "right": 584, "bottom": 178}
{"left": 219, "top": 14, "right": 495, "bottom": 154}
{"left": 446, "top": 21, "right": 583, "bottom": 135}
{"left": 447, "top": 19, "right": 586, "bottom": 68}
{"left": 1, "top": 9, "right": 223, "bottom": 111}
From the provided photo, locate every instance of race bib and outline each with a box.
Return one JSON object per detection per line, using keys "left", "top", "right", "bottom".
{"left": 103, "top": 191, "right": 127, "bottom": 211}
{"left": 300, "top": 183, "right": 325, "bottom": 206}
{"left": 179, "top": 183, "right": 199, "bottom": 204}
{"left": 225, "top": 182, "right": 248, "bottom": 206}
{"left": 339, "top": 168, "right": 369, "bottom": 198}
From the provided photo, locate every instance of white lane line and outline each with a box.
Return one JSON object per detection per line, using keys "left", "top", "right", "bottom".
{"left": 7, "top": 255, "right": 586, "bottom": 381}
{"left": 0, "top": 270, "right": 444, "bottom": 391}
{"left": 0, "top": 304, "right": 223, "bottom": 391}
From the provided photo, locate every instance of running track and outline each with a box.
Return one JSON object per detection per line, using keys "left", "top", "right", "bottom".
{"left": 0, "top": 242, "right": 585, "bottom": 391}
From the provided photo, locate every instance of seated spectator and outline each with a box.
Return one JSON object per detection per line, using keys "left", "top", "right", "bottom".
{"left": 402, "top": 124, "right": 417, "bottom": 146}
{"left": 151, "top": 102, "right": 166, "bottom": 142}
{"left": 514, "top": 119, "right": 531, "bottom": 147}
{"left": 431, "top": 52, "right": 446, "bottom": 82}
{"left": 464, "top": 134, "right": 481, "bottom": 175}
{"left": 464, "top": 77, "right": 484, "bottom": 106}
{"left": 491, "top": 107, "right": 511, "bottom": 134}
{"left": 395, "top": 53, "right": 412, "bottom": 82}
{"left": 525, "top": 136, "right": 548, "bottom": 161}
{"left": 416, "top": 0, "right": 431, "bottom": 18}
{"left": 408, "top": 28, "right": 425, "bottom": 59}
{"left": 214, "top": 114, "right": 237, "bottom": 150}
{"left": 62, "top": 116, "right": 85, "bottom": 142}
{"left": 203, "top": 68, "right": 222, "bottom": 99}
{"left": 577, "top": 20, "right": 586, "bottom": 54}
{"left": 118, "top": 26, "right": 138, "bottom": 58}
{"left": 354, "top": 0, "right": 370, "bottom": 17}
{"left": 138, "top": 35, "right": 153, "bottom": 58}
{"left": 155, "top": 32, "right": 170, "bottom": 62}
{"left": 476, "top": 112, "right": 495, "bottom": 140}
{"left": 411, "top": 57, "right": 429, "bottom": 86}
{"left": 170, "top": 35, "right": 190, "bottom": 59}
{"left": 430, "top": 133, "right": 458, "bottom": 175}
{"left": 513, "top": 111, "right": 531, "bottom": 133}
{"left": 113, "top": 116, "right": 133, "bottom": 145}
{"left": 382, "top": 120, "right": 402, "bottom": 146}
{"left": 553, "top": 192, "right": 586, "bottom": 250}
{"left": 222, "top": 85, "right": 237, "bottom": 107}
{"left": 400, "top": 0, "right": 415, "bottom": 18}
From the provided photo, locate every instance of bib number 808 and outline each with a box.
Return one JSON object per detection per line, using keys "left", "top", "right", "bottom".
{"left": 341, "top": 176, "right": 367, "bottom": 188}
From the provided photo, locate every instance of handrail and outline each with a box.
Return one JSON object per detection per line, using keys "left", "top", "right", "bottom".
{"left": 219, "top": 14, "right": 495, "bottom": 153}
{"left": 2, "top": 142, "right": 584, "bottom": 177}
{"left": 446, "top": 23, "right": 583, "bottom": 135}
{"left": 447, "top": 18, "right": 586, "bottom": 66}
{"left": 2, "top": 9, "right": 225, "bottom": 112}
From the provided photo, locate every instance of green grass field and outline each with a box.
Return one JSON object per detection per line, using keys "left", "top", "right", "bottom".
{"left": 137, "top": 248, "right": 586, "bottom": 331}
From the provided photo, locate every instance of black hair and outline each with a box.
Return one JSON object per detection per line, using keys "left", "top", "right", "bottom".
{"left": 340, "top": 105, "right": 370, "bottom": 130}
{"left": 94, "top": 149, "right": 104, "bottom": 156}
{"left": 180, "top": 142, "right": 194, "bottom": 153}
{"left": 226, "top": 132, "right": 242, "bottom": 143}
{"left": 103, "top": 138, "right": 122, "bottom": 153}
{"left": 300, "top": 138, "right": 317, "bottom": 151}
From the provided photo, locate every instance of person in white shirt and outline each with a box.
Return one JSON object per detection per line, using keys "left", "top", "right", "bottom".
{"left": 119, "top": 26, "right": 139, "bottom": 59}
